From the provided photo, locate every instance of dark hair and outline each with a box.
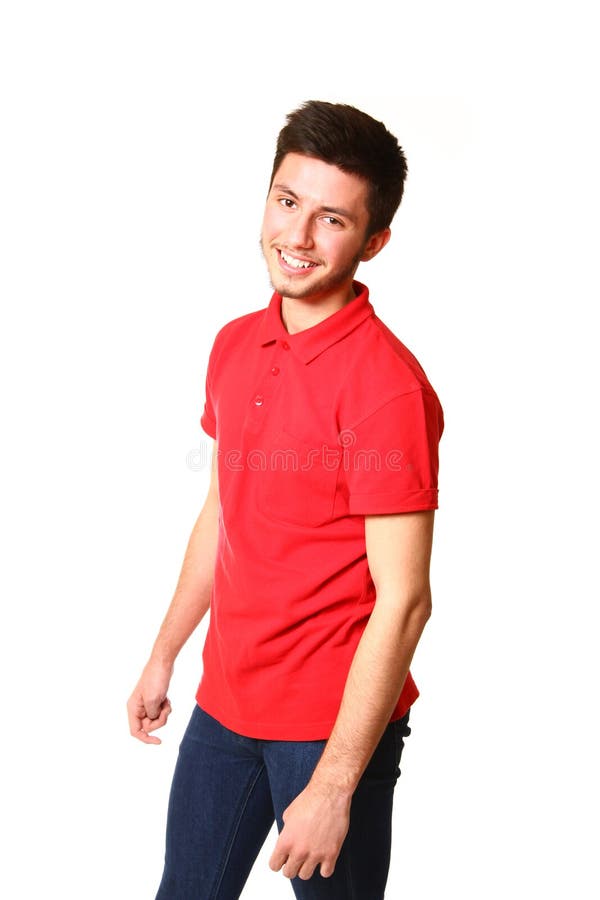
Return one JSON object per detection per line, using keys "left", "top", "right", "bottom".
{"left": 269, "top": 100, "right": 408, "bottom": 237}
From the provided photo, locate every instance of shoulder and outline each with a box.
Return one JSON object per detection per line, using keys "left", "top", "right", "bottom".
{"left": 213, "top": 306, "right": 265, "bottom": 346}
{"left": 208, "top": 305, "right": 266, "bottom": 368}
{"left": 338, "top": 311, "right": 442, "bottom": 428}
{"left": 366, "top": 313, "right": 437, "bottom": 393}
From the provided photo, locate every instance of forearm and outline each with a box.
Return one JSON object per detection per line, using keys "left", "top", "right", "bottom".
{"left": 149, "top": 492, "right": 219, "bottom": 667}
{"left": 310, "top": 588, "right": 431, "bottom": 796}
{"left": 268, "top": 512, "right": 435, "bottom": 877}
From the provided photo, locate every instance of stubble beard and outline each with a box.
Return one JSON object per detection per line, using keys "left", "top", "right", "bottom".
{"left": 260, "top": 236, "right": 364, "bottom": 301}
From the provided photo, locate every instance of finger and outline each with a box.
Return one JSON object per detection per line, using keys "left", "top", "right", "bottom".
{"left": 282, "top": 859, "right": 302, "bottom": 880}
{"left": 127, "top": 698, "right": 165, "bottom": 744}
{"left": 268, "top": 838, "right": 288, "bottom": 873}
{"left": 134, "top": 727, "right": 162, "bottom": 745}
{"left": 127, "top": 700, "right": 146, "bottom": 739}
{"left": 319, "top": 860, "right": 335, "bottom": 878}
{"left": 145, "top": 698, "right": 165, "bottom": 720}
{"left": 127, "top": 694, "right": 146, "bottom": 725}
{"left": 145, "top": 700, "right": 172, "bottom": 732}
{"left": 268, "top": 851, "right": 287, "bottom": 872}
{"left": 128, "top": 710, "right": 162, "bottom": 744}
{"left": 297, "top": 860, "right": 317, "bottom": 881}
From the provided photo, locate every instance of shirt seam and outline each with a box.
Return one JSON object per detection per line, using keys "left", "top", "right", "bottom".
{"left": 346, "top": 385, "right": 437, "bottom": 432}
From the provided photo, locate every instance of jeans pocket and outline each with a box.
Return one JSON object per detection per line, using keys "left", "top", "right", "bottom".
{"left": 392, "top": 711, "right": 412, "bottom": 774}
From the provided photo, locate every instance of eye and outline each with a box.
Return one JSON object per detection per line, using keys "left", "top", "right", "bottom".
{"left": 278, "top": 197, "right": 297, "bottom": 209}
{"left": 321, "top": 215, "right": 343, "bottom": 227}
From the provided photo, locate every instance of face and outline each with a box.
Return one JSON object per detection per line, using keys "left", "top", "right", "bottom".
{"left": 261, "top": 153, "right": 390, "bottom": 306}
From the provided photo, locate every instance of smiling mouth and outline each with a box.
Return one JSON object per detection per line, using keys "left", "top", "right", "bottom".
{"left": 278, "top": 249, "right": 318, "bottom": 270}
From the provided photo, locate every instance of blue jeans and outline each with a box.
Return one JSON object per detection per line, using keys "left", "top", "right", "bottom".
{"left": 156, "top": 704, "right": 411, "bottom": 899}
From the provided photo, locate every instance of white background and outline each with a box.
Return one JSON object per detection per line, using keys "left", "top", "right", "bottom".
{"left": 1, "top": 1, "right": 598, "bottom": 897}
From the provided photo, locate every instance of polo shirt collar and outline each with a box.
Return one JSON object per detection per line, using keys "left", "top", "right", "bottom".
{"left": 257, "top": 281, "right": 374, "bottom": 364}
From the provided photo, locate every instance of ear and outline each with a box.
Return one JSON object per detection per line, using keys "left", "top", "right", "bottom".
{"left": 360, "top": 228, "right": 392, "bottom": 262}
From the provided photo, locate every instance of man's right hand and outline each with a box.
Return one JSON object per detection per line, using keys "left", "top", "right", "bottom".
{"left": 127, "top": 660, "right": 174, "bottom": 744}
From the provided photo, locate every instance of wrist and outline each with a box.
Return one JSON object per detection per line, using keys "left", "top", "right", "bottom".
{"left": 148, "top": 645, "right": 176, "bottom": 671}
{"left": 308, "top": 765, "right": 358, "bottom": 801}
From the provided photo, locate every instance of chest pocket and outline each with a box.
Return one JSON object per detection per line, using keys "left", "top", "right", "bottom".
{"left": 257, "top": 428, "right": 340, "bottom": 527}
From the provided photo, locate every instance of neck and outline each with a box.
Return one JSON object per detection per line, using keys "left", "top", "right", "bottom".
{"left": 280, "top": 283, "right": 357, "bottom": 335}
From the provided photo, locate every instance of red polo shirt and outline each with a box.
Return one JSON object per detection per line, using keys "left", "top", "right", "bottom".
{"left": 197, "top": 281, "right": 443, "bottom": 739}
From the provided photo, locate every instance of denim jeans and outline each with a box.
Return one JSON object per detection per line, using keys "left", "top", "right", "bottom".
{"left": 156, "top": 704, "right": 411, "bottom": 900}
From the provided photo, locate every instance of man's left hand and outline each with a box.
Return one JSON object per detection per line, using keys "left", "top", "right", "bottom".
{"left": 268, "top": 781, "right": 351, "bottom": 880}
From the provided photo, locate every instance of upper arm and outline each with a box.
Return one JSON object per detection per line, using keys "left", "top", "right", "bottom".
{"left": 365, "top": 510, "right": 435, "bottom": 604}
{"left": 203, "top": 440, "right": 219, "bottom": 509}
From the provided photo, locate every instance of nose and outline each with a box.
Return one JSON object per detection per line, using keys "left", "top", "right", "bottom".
{"left": 288, "top": 213, "right": 314, "bottom": 250}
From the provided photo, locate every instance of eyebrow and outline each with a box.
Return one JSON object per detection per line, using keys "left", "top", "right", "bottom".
{"left": 271, "top": 183, "right": 356, "bottom": 222}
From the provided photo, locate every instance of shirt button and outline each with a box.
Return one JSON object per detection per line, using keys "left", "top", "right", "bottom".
{"left": 281, "top": 340, "right": 290, "bottom": 350}
{"left": 254, "top": 395, "right": 264, "bottom": 406}
{"left": 271, "top": 366, "right": 280, "bottom": 376}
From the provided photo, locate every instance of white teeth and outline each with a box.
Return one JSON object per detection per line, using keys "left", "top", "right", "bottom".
{"left": 281, "top": 251, "right": 315, "bottom": 269}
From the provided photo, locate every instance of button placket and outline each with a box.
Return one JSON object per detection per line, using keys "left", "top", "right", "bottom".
{"left": 244, "top": 344, "right": 288, "bottom": 434}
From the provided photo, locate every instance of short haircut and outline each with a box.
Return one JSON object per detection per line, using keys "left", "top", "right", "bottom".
{"left": 269, "top": 100, "right": 408, "bottom": 237}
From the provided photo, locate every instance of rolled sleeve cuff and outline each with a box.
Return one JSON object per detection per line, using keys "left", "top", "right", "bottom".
{"left": 200, "top": 411, "right": 216, "bottom": 438}
{"left": 349, "top": 488, "right": 439, "bottom": 515}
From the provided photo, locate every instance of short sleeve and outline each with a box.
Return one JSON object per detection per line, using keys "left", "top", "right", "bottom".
{"left": 200, "top": 343, "right": 217, "bottom": 439}
{"left": 343, "top": 389, "right": 444, "bottom": 515}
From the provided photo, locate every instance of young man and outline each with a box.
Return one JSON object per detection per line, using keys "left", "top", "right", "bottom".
{"left": 127, "top": 101, "right": 444, "bottom": 899}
